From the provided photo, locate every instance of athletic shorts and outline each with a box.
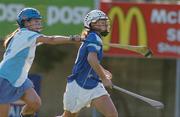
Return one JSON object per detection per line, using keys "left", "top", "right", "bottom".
{"left": 0, "top": 78, "right": 34, "bottom": 104}
{"left": 63, "top": 80, "right": 109, "bottom": 113}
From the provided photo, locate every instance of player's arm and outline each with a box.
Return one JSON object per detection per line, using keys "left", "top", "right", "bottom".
{"left": 36, "top": 35, "right": 81, "bottom": 45}
{"left": 87, "top": 52, "right": 112, "bottom": 87}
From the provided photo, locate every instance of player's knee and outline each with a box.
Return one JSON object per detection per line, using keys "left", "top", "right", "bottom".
{"left": 32, "top": 98, "right": 41, "bottom": 111}
{"left": 105, "top": 111, "right": 118, "bottom": 117}
{"left": 34, "top": 99, "right": 41, "bottom": 111}
{"left": 27, "top": 97, "right": 41, "bottom": 111}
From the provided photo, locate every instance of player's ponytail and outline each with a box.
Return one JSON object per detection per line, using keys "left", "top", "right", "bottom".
{"left": 81, "top": 28, "right": 90, "bottom": 39}
{"left": 3, "top": 28, "right": 19, "bottom": 49}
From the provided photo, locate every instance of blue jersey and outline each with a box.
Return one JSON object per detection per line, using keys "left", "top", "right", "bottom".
{"left": 0, "top": 28, "right": 42, "bottom": 87}
{"left": 67, "top": 31, "right": 103, "bottom": 89}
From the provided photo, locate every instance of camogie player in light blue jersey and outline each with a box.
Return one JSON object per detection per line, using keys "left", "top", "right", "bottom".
{"left": 0, "top": 8, "right": 81, "bottom": 117}
{"left": 59, "top": 10, "right": 118, "bottom": 117}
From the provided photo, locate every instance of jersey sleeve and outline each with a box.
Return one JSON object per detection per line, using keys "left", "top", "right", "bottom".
{"left": 87, "top": 43, "right": 101, "bottom": 53}
{"left": 86, "top": 33, "right": 101, "bottom": 53}
{"left": 23, "top": 30, "right": 42, "bottom": 47}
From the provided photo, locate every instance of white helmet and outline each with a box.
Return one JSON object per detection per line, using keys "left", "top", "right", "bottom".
{"left": 84, "top": 9, "right": 108, "bottom": 29}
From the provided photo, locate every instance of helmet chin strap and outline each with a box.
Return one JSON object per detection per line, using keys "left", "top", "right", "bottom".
{"left": 100, "top": 31, "right": 109, "bottom": 37}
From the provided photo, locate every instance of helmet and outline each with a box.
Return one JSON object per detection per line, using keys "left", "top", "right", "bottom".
{"left": 17, "top": 8, "right": 42, "bottom": 28}
{"left": 84, "top": 9, "right": 108, "bottom": 29}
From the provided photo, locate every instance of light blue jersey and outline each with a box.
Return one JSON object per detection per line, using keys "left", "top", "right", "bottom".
{"left": 67, "top": 31, "right": 103, "bottom": 89}
{"left": 0, "top": 28, "right": 41, "bottom": 87}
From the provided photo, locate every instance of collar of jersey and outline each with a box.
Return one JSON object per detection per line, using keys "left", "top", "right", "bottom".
{"left": 89, "top": 31, "right": 103, "bottom": 45}
{"left": 20, "top": 28, "right": 28, "bottom": 31}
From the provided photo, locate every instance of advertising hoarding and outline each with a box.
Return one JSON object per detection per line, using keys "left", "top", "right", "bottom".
{"left": 101, "top": 2, "right": 180, "bottom": 58}
{"left": 0, "top": 0, "right": 94, "bottom": 39}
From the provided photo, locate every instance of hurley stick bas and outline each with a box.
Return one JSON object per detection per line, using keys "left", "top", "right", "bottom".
{"left": 112, "top": 85, "right": 164, "bottom": 109}
{"left": 104, "top": 43, "right": 153, "bottom": 58}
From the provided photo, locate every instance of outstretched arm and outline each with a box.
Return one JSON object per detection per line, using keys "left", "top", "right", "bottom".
{"left": 36, "top": 35, "right": 81, "bottom": 45}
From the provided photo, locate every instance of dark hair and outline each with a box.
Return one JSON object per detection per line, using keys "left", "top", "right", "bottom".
{"left": 3, "top": 28, "right": 19, "bottom": 49}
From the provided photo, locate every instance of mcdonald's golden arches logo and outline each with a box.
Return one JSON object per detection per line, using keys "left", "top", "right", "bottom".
{"left": 104, "top": 6, "right": 148, "bottom": 51}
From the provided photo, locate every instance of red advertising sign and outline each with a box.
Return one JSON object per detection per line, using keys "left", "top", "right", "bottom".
{"left": 100, "top": 2, "right": 180, "bottom": 59}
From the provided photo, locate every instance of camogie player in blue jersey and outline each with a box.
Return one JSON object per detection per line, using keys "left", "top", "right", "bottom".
{"left": 60, "top": 10, "right": 118, "bottom": 117}
{"left": 0, "top": 8, "right": 81, "bottom": 117}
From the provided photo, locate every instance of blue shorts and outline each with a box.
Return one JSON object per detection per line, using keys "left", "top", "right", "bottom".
{"left": 0, "top": 78, "right": 34, "bottom": 104}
